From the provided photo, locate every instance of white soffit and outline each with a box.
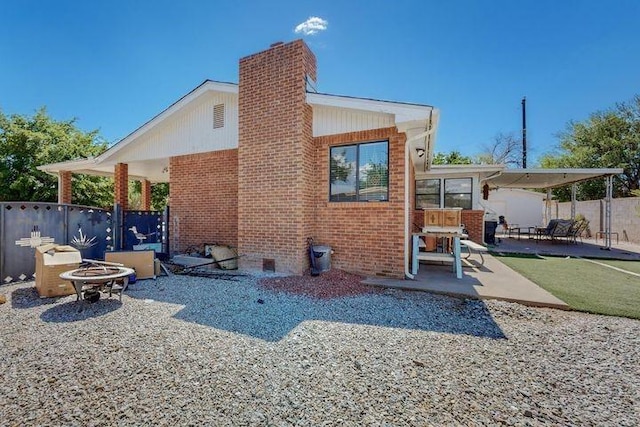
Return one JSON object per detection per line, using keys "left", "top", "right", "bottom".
{"left": 486, "top": 168, "right": 624, "bottom": 189}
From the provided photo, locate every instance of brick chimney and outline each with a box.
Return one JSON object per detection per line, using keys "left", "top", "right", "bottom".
{"left": 237, "top": 40, "right": 317, "bottom": 274}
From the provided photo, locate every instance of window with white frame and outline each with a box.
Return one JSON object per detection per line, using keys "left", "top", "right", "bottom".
{"left": 415, "top": 177, "right": 472, "bottom": 209}
{"left": 329, "top": 140, "right": 389, "bottom": 202}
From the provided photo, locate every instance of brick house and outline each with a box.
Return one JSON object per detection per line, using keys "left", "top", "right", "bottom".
{"left": 40, "top": 39, "right": 499, "bottom": 279}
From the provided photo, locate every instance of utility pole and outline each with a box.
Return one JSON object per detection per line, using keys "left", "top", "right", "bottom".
{"left": 522, "top": 96, "right": 527, "bottom": 168}
{"left": 522, "top": 96, "right": 527, "bottom": 169}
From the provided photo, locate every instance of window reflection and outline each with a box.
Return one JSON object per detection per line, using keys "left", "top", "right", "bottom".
{"left": 330, "top": 141, "right": 388, "bottom": 202}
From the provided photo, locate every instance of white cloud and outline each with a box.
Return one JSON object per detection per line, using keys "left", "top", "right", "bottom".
{"left": 294, "top": 16, "right": 328, "bottom": 36}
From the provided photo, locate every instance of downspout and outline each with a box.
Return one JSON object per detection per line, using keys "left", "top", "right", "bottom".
{"left": 403, "top": 112, "right": 436, "bottom": 279}
{"left": 404, "top": 133, "right": 415, "bottom": 279}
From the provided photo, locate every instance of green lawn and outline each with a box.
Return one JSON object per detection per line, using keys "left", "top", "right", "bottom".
{"left": 593, "top": 259, "right": 640, "bottom": 275}
{"left": 494, "top": 255, "right": 640, "bottom": 319}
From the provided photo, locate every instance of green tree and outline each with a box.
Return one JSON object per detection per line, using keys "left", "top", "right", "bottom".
{"left": 539, "top": 95, "right": 640, "bottom": 201}
{"left": 0, "top": 107, "right": 113, "bottom": 206}
{"left": 432, "top": 150, "right": 474, "bottom": 165}
{"left": 128, "top": 181, "right": 169, "bottom": 211}
{"left": 151, "top": 183, "right": 169, "bottom": 211}
{"left": 330, "top": 149, "right": 353, "bottom": 183}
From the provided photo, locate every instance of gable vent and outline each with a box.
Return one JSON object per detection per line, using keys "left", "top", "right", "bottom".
{"left": 213, "top": 103, "right": 225, "bottom": 129}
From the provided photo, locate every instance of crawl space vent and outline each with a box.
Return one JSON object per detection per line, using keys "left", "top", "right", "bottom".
{"left": 213, "top": 104, "right": 224, "bottom": 129}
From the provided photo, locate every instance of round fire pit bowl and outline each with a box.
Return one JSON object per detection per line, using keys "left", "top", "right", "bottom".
{"left": 60, "top": 264, "right": 135, "bottom": 303}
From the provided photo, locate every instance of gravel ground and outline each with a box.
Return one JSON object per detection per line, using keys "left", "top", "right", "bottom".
{"left": 0, "top": 271, "right": 638, "bottom": 426}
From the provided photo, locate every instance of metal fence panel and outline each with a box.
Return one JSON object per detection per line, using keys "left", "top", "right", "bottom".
{"left": 122, "top": 210, "right": 164, "bottom": 251}
{"left": 2, "top": 203, "right": 66, "bottom": 283}
{"left": 66, "top": 206, "right": 113, "bottom": 260}
{"left": 1, "top": 203, "right": 168, "bottom": 284}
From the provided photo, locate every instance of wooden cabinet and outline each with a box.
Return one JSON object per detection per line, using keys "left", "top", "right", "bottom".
{"left": 423, "top": 208, "right": 462, "bottom": 228}
{"left": 424, "top": 210, "right": 443, "bottom": 227}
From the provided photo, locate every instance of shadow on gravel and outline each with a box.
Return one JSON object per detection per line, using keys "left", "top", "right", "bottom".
{"left": 40, "top": 299, "right": 122, "bottom": 322}
{"left": 11, "top": 287, "right": 59, "bottom": 309}
{"left": 128, "top": 276, "right": 506, "bottom": 342}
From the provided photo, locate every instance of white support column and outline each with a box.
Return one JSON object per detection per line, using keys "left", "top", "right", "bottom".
{"left": 571, "top": 183, "right": 577, "bottom": 220}
{"left": 545, "top": 188, "right": 552, "bottom": 223}
{"left": 605, "top": 175, "right": 612, "bottom": 249}
{"left": 453, "top": 236, "right": 462, "bottom": 279}
{"left": 57, "top": 174, "right": 63, "bottom": 204}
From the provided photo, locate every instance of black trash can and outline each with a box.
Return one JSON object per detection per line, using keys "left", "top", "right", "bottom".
{"left": 484, "top": 221, "right": 498, "bottom": 245}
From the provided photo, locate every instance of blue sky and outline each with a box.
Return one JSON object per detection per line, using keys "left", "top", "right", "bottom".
{"left": 1, "top": 0, "right": 639, "bottom": 164}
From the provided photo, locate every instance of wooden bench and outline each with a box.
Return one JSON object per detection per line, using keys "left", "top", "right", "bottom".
{"left": 459, "top": 240, "right": 488, "bottom": 266}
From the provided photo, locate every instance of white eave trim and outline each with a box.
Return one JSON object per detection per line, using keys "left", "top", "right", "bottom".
{"left": 426, "top": 164, "right": 505, "bottom": 174}
{"left": 501, "top": 168, "right": 624, "bottom": 175}
{"left": 37, "top": 158, "right": 97, "bottom": 174}
{"left": 307, "top": 92, "right": 434, "bottom": 123}
{"left": 97, "top": 80, "right": 238, "bottom": 163}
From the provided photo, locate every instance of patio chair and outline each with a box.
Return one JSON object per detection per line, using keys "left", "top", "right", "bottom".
{"left": 568, "top": 219, "right": 588, "bottom": 244}
{"left": 550, "top": 219, "right": 574, "bottom": 244}
{"left": 536, "top": 219, "right": 559, "bottom": 241}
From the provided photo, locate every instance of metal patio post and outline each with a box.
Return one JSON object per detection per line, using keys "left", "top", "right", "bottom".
{"left": 605, "top": 175, "right": 612, "bottom": 250}
{"left": 571, "top": 183, "right": 577, "bottom": 220}
{"left": 113, "top": 203, "right": 122, "bottom": 251}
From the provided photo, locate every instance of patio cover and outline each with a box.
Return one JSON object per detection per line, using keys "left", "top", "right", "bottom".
{"left": 484, "top": 168, "right": 623, "bottom": 189}
{"left": 485, "top": 167, "right": 624, "bottom": 249}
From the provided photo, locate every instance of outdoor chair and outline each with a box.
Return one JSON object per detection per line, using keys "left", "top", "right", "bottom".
{"left": 536, "top": 219, "right": 559, "bottom": 241}
{"left": 568, "top": 219, "right": 589, "bottom": 244}
{"left": 549, "top": 219, "right": 574, "bottom": 243}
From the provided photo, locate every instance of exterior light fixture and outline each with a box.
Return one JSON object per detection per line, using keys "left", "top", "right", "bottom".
{"left": 416, "top": 148, "right": 425, "bottom": 158}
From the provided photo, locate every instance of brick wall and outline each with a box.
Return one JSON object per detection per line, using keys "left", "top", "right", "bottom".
{"left": 114, "top": 163, "right": 128, "bottom": 210}
{"left": 237, "top": 40, "right": 317, "bottom": 274}
{"left": 169, "top": 149, "right": 238, "bottom": 253}
{"left": 462, "top": 210, "right": 484, "bottom": 243}
{"left": 315, "top": 127, "right": 406, "bottom": 278}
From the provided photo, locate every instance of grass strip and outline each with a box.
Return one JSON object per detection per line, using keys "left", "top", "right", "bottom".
{"left": 494, "top": 254, "right": 640, "bottom": 319}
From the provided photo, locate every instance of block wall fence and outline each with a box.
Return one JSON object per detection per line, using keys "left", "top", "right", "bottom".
{"left": 556, "top": 197, "right": 640, "bottom": 243}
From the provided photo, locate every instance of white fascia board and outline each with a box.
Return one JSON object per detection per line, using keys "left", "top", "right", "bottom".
{"left": 307, "top": 92, "right": 434, "bottom": 124}
{"left": 98, "top": 80, "right": 238, "bottom": 163}
{"left": 428, "top": 164, "right": 505, "bottom": 174}
{"left": 416, "top": 165, "right": 504, "bottom": 180}
{"left": 505, "top": 168, "right": 624, "bottom": 175}
{"left": 37, "top": 158, "right": 97, "bottom": 174}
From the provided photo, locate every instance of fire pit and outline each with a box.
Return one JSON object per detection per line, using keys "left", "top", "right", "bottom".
{"left": 60, "top": 260, "right": 135, "bottom": 303}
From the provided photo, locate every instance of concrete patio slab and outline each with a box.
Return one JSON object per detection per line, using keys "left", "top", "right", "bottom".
{"left": 491, "top": 235, "right": 640, "bottom": 260}
{"left": 364, "top": 254, "right": 570, "bottom": 310}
